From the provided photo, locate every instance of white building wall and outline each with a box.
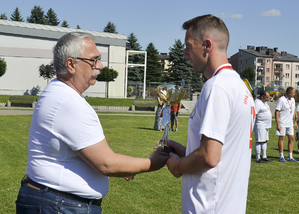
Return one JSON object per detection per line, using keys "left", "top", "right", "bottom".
{"left": 0, "top": 34, "right": 127, "bottom": 98}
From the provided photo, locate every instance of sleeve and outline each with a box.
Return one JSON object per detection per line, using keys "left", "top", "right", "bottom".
{"left": 276, "top": 97, "right": 282, "bottom": 111}
{"left": 297, "top": 104, "right": 299, "bottom": 112}
{"left": 52, "top": 96, "right": 105, "bottom": 151}
{"left": 199, "top": 84, "right": 231, "bottom": 144}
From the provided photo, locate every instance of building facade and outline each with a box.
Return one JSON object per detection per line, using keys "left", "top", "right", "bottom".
{"left": 0, "top": 20, "right": 127, "bottom": 98}
{"left": 230, "top": 46, "right": 299, "bottom": 90}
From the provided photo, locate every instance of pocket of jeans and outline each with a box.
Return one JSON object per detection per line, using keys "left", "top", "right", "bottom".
{"left": 16, "top": 202, "right": 41, "bottom": 214}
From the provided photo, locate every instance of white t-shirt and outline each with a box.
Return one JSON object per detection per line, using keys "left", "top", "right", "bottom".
{"left": 26, "top": 79, "right": 108, "bottom": 199}
{"left": 182, "top": 64, "right": 255, "bottom": 214}
{"left": 275, "top": 96, "right": 295, "bottom": 127}
{"left": 254, "top": 98, "right": 272, "bottom": 129}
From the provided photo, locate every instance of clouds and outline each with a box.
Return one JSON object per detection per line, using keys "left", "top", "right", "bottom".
{"left": 259, "top": 9, "right": 281, "bottom": 17}
{"left": 218, "top": 8, "right": 281, "bottom": 19}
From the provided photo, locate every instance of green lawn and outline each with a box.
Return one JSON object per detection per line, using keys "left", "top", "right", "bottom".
{"left": 1, "top": 115, "right": 299, "bottom": 213}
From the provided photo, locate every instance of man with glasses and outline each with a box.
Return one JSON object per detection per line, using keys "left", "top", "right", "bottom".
{"left": 16, "top": 32, "right": 169, "bottom": 214}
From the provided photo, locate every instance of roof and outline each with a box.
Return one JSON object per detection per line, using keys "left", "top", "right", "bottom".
{"left": 240, "top": 48, "right": 299, "bottom": 62}
{"left": 0, "top": 19, "right": 127, "bottom": 47}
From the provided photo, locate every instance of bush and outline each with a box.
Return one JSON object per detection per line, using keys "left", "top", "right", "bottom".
{"left": 0, "top": 58, "right": 7, "bottom": 77}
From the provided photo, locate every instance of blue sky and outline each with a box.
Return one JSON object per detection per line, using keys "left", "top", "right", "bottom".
{"left": 1, "top": 0, "right": 298, "bottom": 58}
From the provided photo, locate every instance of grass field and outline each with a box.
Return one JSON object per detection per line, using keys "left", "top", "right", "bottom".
{"left": 1, "top": 114, "right": 299, "bottom": 213}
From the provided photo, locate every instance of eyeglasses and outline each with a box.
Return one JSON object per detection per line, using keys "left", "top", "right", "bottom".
{"left": 75, "top": 56, "right": 101, "bottom": 68}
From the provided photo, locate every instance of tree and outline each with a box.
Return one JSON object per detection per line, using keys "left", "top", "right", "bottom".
{"left": 0, "top": 13, "right": 7, "bottom": 20}
{"left": 96, "top": 67, "right": 118, "bottom": 98}
{"left": 126, "top": 33, "right": 144, "bottom": 82}
{"left": 27, "top": 5, "right": 47, "bottom": 24}
{"left": 76, "top": 25, "right": 81, "bottom": 29}
{"left": 165, "top": 39, "right": 193, "bottom": 85}
{"left": 0, "top": 58, "right": 7, "bottom": 77}
{"left": 61, "top": 20, "right": 69, "bottom": 28}
{"left": 39, "top": 61, "right": 56, "bottom": 84}
{"left": 146, "top": 43, "right": 161, "bottom": 83}
{"left": 103, "top": 21, "right": 118, "bottom": 33}
{"left": 45, "top": 8, "right": 60, "bottom": 26}
{"left": 10, "top": 7, "right": 24, "bottom": 21}
{"left": 240, "top": 66, "right": 255, "bottom": 83}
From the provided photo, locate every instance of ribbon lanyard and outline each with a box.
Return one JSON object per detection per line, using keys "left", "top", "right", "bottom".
{"left": 213, "top": 65, "right": 233, "bottom": 77}
{"left": 285, "top": 95, "right": 292, "bottom": 113}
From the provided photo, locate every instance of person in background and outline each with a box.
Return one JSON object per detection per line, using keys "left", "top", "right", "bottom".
{"left": 15, "top": 32, "right": 169, "bottom": 214}
{"left": 296, "top": 104, "right": 299, "bottom": 152}
{"left": 275, "top": 86, "right": 298, "bottom": 162}
{"left": 165, "top": 14, "right": 255, "bottom": 213}
{"left": 254, "top": 90, "right": 272, "bottom": 163}
{"left": 154, "top": 95, "right": 165, "bottom": 131}
{"left": 170, "top": 100, "right": 182, "bottom": 132}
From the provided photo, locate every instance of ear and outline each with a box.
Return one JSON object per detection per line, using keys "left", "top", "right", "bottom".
{"left": 204, "top": 39, "right": 212, "bottom": 53}
{"left": 65, "top": 58, "right": 76, "bottom": 74}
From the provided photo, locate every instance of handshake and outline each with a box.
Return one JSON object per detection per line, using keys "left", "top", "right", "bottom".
{"left": 150, "top": 140, "right": 186, "bottom": 178}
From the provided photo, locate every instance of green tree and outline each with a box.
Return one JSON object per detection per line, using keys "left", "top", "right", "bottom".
{"left": 103, "top": 21, "right": 118, "bottom": 33}
{"left": 96, "top": 67, "right": 118, "bottom": 98}
{"left": 240, "top": 66, "right": 255, "bottom": 83}
{"left": 126, "top": 33, "right": 144, "bottom": 82}
{"left": 76, "top": 25, "right": 81, "bottom": 29}
{"left": 0, "top": 58, "right": 7, "bottom": 77}
{"left": 61, "top": 20, "right": 69, "bottom": 28}
{"left": 0, "top": 13, "right": 7, "bottom": 20}
{"left": 10, "top": 7, "right": 24, "bottom": 22}
{"left": 45, "top": 8, "right": 60, "bottom": 26}
{"left": 39, "top": 61, "right": 56, "bottom": 84}
{"left": 27, "top": 5, "right": 47, "bottom": 24}
{"left": 165, "top": 39, "right": 193, "bottom": 85}
{"left": 145, "top": 43, "right": 161, "bottom": 83}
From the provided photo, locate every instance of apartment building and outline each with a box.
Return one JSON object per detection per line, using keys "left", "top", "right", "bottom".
{"left": 230, "top": 46, "right": 299, "bottom": 89}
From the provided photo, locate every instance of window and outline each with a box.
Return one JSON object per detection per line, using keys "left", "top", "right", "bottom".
{"left": 267, "top": 59, "right": 271, "bottom": 64}
{"left": 285, "top": 82, "right": 289, "bottom": 87}
{"left": 285, "top": 73, "right": 290, "bottom": 78}
{"left": 296, "top": 65, "right": 299, "bottom": 70}
{"left": 286, "top": 64, "right": 290, "bottom": 69}
{"left": 266, "top": 77, "right": 270, "bottom": 82}
{"left": 295, "top": 74, "right": 299, "bottom": 78}
{"left": 266, "top": 68, "right": 270, "bottom": 73}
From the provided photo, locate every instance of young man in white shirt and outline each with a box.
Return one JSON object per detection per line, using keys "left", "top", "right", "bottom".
{"left": 165, "top": 14, "right": 255, "bottom": 214}
{"left": 275, "top": 86, "right": 298, "bottom": 162}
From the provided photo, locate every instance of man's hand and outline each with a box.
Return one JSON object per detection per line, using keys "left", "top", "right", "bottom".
{"left": 148, "top": 147, "right": 169, "bottom": 171}
{"left": 277, "top": 123, "right": 281, "bottom": 132}
{"left": 124, "top": 175, "right": 135, "bottom": 181}
{"left": 165, "top": 140, "right": 186, "bottom": 158}
{"left": 166, "top": 152, "right": 182, "bottom": 178}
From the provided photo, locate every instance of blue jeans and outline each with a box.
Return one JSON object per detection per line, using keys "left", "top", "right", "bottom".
{"left": 16, "top": 178, "right": 102, "bottom": 214}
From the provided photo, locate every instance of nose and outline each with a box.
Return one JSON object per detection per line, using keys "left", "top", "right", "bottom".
{"left": 96, "top": 60, "right": 103, "bottom": 70}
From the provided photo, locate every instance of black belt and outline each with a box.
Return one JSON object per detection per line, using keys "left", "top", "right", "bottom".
{"left": 24, "top": 176, "right": 102, "bottom": 206}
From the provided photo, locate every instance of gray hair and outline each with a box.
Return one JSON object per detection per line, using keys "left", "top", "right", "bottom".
{"left": 53, "top": 32, "right": 95, "bottom": 75}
